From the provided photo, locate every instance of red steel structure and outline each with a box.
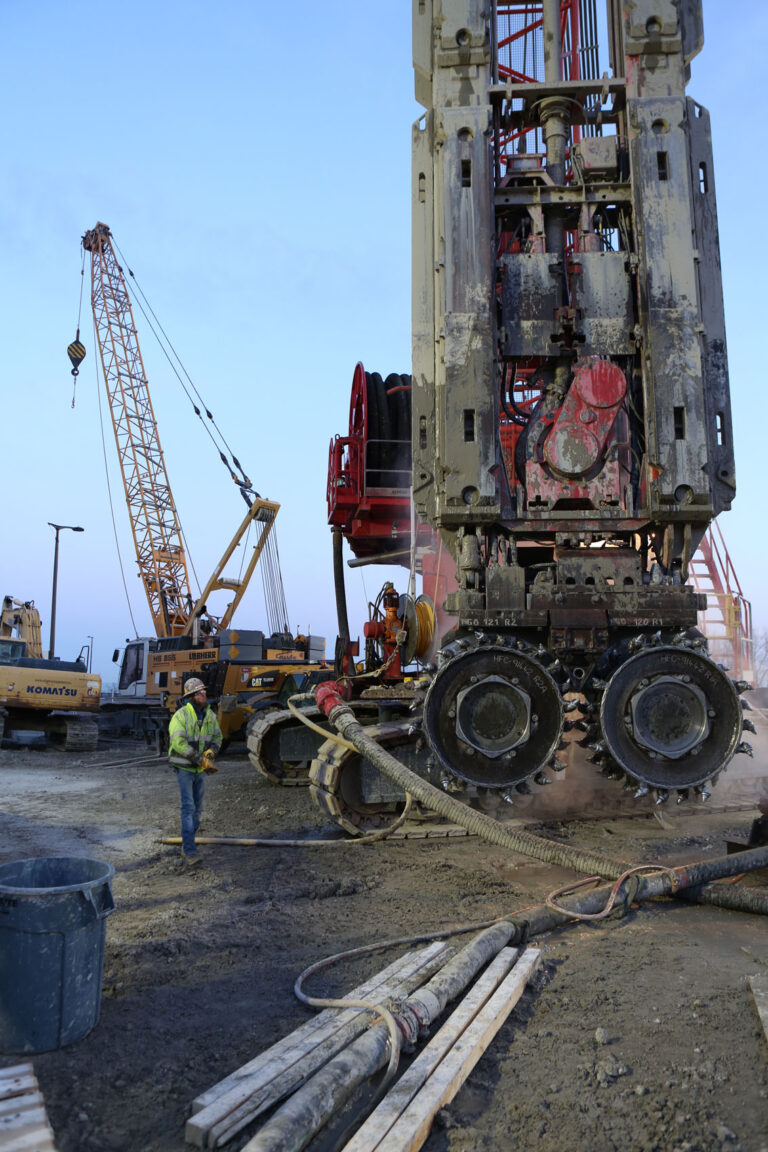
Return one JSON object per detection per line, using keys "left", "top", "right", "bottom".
{"left": 690, "top": 522, "right": 754, "bottom": 684}
{"left": 325, "top": 0, "right": 749, "bottom": 812}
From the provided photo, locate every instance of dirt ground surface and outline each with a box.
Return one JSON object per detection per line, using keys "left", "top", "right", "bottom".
{"left": 1, "top": 738, "right": 768, "bottom": 1152}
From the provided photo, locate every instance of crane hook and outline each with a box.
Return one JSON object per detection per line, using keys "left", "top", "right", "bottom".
{"left": 67, "top": 331, "right": 86, "bottom": 408}
{"left": 67, "top": 332, "right": 86, "bottom": 377}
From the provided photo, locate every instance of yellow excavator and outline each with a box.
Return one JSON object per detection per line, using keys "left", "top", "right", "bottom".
{"left": 0, "top": 596, "right": 101, "bottom": 750}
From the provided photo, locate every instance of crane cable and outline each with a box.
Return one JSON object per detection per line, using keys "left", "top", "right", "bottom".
{"left": 91, "top": 311, "right": 140, "bottom": 638}
{"left": 262, "top": 525, "right": 289, "bottom": 633}
{"left": 70, "top": 247, "right": 87, "bottom": 409}
{"left": 111, "top": 238, "right": 255, "bottom": 502}
{"left": 85, "top": 242, "right": 205, "bottom": 608}
{"left": 106, "top": 236, "right": 291, "bottom": 634}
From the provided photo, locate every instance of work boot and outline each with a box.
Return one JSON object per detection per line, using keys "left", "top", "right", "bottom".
{"left": 182, "top": 853, "right": 202, "bottom": 869}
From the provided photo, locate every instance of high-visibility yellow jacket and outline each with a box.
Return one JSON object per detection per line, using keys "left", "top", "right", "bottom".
{"left": 168, "top": 701, "right": 222, "bottom": 772}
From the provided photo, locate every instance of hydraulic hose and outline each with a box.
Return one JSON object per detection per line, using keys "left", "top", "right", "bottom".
{"left": 316, "top": 692, "right": 768, "bottom": 915}
{"left": 320, "top": 697, "right": 631, "bottom": 879}
{"left": 332, "top": 527, "right": 351, "bottom": 677}
{"left": 245, "top": 843, "right": 768, "bottom": 1152}
{"left": 332, "top": 527, "right": 350, "bottom": 643}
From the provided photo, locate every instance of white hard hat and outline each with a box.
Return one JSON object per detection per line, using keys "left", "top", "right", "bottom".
{"left": 184, "top": 677, "right": 206, "bottom": 696}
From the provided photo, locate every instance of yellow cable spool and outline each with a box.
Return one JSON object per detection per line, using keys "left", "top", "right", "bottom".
{"left": 413, "top": 594, "right": 435, "bottom": 660}
{"left": 399, "top": 592, "right": 436, "bottom": 665}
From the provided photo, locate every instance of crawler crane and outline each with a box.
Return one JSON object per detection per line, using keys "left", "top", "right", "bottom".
{"left": 82, "top": 223, "right": 327, "bottom": 746}
{"left": 301, "top": 0, "right": 754, "bottom": 832}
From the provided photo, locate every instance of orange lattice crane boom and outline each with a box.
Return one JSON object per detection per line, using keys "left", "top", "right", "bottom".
{"left": 84, "top": 223, "right": 193, "bottom": 637}
{"left": 83, "top": 221, "right": 279, "bottom": 639}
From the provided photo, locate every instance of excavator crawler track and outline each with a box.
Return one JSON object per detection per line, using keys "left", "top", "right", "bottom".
{"left": 309, "top": 719, "right": 421, "bottom": 836}
{"left": 247, "top": 701, "right": 383, "bottom": 787}
{"left": 60, "top": 718, "right": 99, "bottom": 753}
{"left": 246, "top": 706, "right": 319, "bottom": 785}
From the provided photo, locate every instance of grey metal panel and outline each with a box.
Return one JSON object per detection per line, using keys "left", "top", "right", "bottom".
{"left": 629, "top": 96, "right": 711, "bottom": 510}
{"left": 623, "top": 0, "right": 680, "bottom": 56}
{"left": 622, "top": 0, "right": 702, "bottom": 67}
{"left": 412, "top": 0, "right": 433, "bottom": 108}
{"left": 411, "top": 0, "right": 499, "bottom": 529}
{"left": 570, "top": 252, "right": 635, "bottom": 355}
{"left": 412, "top": 114, "right": 437, "bottom": 525}
{"left": 431, "top": 103, "right": 498, "bottom": 518}
{"left": 679, "top": 0, "right": 704, "bottom": 65}
{"left": 500, "top": 253, "right": 561, "bottom": 357}
{"left": 686, "top": 97, "right": 736, "bottom": 513}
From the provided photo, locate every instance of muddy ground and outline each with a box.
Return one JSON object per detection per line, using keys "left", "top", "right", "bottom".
{"left": 1, "top": 739, "right": 768, "bottom": 1152}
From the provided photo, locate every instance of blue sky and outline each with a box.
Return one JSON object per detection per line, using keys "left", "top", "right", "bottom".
{"left": 2, "top": 1, "right": 765, "bottom": 682}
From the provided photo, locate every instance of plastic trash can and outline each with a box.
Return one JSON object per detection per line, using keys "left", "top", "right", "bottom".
{"left": 0, "top": 856, "right": 115, "bottom": 1054}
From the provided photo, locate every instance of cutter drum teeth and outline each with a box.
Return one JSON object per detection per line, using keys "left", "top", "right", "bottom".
{"left": 598, "top": 644, "right": 742, "bottom": 793}
{"left": 422, "top": 634, "right": 564, "bottom": 792}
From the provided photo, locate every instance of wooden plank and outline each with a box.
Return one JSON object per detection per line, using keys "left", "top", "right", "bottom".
{"left": 0, "top": 1065, "right": 58, "bottom": 1152}
{"left": 1, "top": 1124, "right": 58, "bottom": 1152}
{"left": 0, "top": 1078, "right": 37, "bottom": 1104}
{"left": 187, "top": 942, "right": 452, "bottom": 1148}
{"left": 749, "top": 974, "right": 768, "bottom": 1048}
{"left": 343, "top": 947, "right": 520, "bottom": 1152}
{"left": 369, "top": 947, "right": 542, "bottom": 1152}
{"left": 200, "top": 947, "right": 453, "bottom": 1151}
{"left": 0, "top": 1105, "right": 49, "bottom": 1134}
{"left": 0, "top": 1070, "right": 34, "bottom": 1086}
{"left": 0, "top": 1096, "right": 43, "bottom": 1120}
{"left": 193, "top": 943, "right": 448, "bottom": 1114}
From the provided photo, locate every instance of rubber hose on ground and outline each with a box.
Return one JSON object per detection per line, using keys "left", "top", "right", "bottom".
{"left": 327, "top": 705, "right": 768, "bottom": 915}
{"left": 329, "top": 705, "right": 631, "bottom": 879}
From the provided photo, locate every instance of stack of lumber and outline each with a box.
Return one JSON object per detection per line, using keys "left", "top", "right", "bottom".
{"left": 341, "top": 946, "right": 541, "bottom": 1152}
{"left": 189, "top": 938, "right": 542, "bottom": 1152}
{"left": 187, "top": 941, "right": 452, "bottom": 1148}
{"left": 749, "top": 973, "right": 768, "bottom": 1049}
{"left": 0, "top": 1064, "right": 58, "bottom": 1152}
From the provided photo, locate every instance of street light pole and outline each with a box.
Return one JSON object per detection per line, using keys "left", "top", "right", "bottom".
{"left": 48, "top": 523, "right": 85, "bottom": 660}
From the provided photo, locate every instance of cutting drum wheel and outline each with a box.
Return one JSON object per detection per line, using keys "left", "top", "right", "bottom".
{"left": 423, "top": 640, "right": 564, "bottom": 791}
{"left": 599, "top": 646, "right": 743, "bottom": 791}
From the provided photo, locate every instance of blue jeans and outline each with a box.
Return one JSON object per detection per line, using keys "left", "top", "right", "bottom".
{"left": 177, "top": 768, "right": 205, "bottom": 855}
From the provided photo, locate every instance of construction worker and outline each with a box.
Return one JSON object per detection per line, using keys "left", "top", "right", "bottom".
{"left": 168, "top": 677, "right": 222, "bottom": 866}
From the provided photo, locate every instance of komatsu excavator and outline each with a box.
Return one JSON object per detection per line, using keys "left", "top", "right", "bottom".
{"left": 0, "top": 596, "right": 101, "bottom": 750}
{"left": 249, "top": 1, "right": 756, "bottom": 832}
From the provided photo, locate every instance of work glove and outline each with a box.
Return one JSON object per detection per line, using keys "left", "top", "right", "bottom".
{"left": 201, "top": 749, "right": 218, "bottom": 775}
{"left": 188, "top": 749, "right": 203, "bottom": 767}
